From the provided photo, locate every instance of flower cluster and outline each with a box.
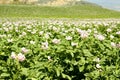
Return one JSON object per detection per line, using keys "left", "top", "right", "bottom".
{"left": 11, "top": 52, "right": 26, "bottom": 62}
{"left": 0, "top": 19, "right": 120, "bottom": 79}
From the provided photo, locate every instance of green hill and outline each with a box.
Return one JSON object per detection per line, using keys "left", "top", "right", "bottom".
{"left": 0, "top": 1, "right": 120, "bottom": 18}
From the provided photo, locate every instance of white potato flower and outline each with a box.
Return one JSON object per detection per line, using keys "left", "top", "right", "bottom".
{"left": 48, "top": 56, "right": 51, "bottom": 60}
{"left": 41, "top": 41, "right": 49, "bottom": 50}
{"left": 116, "top": 31, "right": 120, "bottom": 35}
{"left": 7, "top": 39, "right": 13, "bottom": 43}
{"left": 117, "top": 43, "right": 120, "bottom": 48}
{"left": 52, "top": 38, "right": 60, "bottom": 44}
{"left": 106, "top": 28, "right": 112, "bottom": 32}
{"left": 22, "top": 32, "right": 27, "bottom": 36}
{"left": 11, "top": 52, "right": 16, "bottom": 59}
{"left": 39, "top": 31, "right": 44, "bottom": 35}
{"left": 95, "top": 34, "right": 105, "bottom": 41}
{"left": 96, "top": 64, "right": 101, "bottom": 69}
{"left": 17, "top": 53, "right": 26, "bottom": 62}
{"left": 93, "top": 58, "right": 100, "bottom": 62}
{"left": 31, "top": 30, "right": 37, "bottom": 34}
{"left": 65, "top": 36, "right": 72, "bottom": 40}
{"left": 30, "top": 40, "right": 35, "bottom": 45}
{"left": 21, "top": 47, "right": 29, "bottom": 53}
{"left": 110, "top": 35, "right": 114, "bottom": 39}
{"left": 71, "top": 42, "right": 78, "bottom": 46}
{"left": 44, "top": 33, "right": 50, "bottom": 39}
{"left": 80, "top": 31, "right": 89, "bottom": 38}
{"left": 111, "top": 42, "right": 116, "bottom": 47}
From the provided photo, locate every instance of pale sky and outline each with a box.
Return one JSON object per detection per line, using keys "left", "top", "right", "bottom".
{"left": 85, "top": 0, "right": 120, "bottom": 11}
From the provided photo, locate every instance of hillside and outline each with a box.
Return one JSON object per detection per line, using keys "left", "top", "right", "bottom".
{"left": 0, "top": 1, "right": 120, "bottom": 18}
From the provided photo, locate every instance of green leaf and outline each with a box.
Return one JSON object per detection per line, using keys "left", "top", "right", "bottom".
{"left": 0, "top": 52, "right": 5, "bottom": 55}
{"left": 55, "top": 68, "right": 60, "bottom": 77}
{"left": 68, "top": 67, "right": 73, "bottom": 71}
{"left": 80, "top": 57, "right": 85, "bottom": 65}
{"left": 65, "top": 59, "right": 70, "bottom": 63}
{"left": 39, "top": 74, "right": 45, "bottom": 79}
{"left": 0, "top": 66, "right": 3, "bottom": 70}
{"left": 79, "top": 66, "right": 84, "bottom": 72}
{"left": 1, "top": 73, "right": 10, "bottom": 77}
{"left": 104, "top": 43, "right": 110, "bottom": 47}
{"left": 21, "top": 68, "right": 29, "bottom": 76}
{"left": 62, "top": 73, "right": 71, "bottom": 80}
{"left": 99, "top": 44, "right": 105, "bottom": 50}
{"left": 83, "top": 49, "right": 93, "bottom": 57}
{"left": 70, "top": 52, "right": 74, "bottom": 57}
{"left": 31, "top": 78, "right": 37, "bottom": 80}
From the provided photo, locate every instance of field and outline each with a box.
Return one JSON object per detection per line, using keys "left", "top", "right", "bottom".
{"left": 0, "top": 1, "right": 120, "bottom": 80}
{"left": 0, "top": 4, "right": 120, "bottom": 18}
{"left": 0, "top": 19, "right": 120, "bottom": 79}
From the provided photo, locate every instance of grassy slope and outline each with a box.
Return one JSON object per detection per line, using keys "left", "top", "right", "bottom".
{"left": 0, "top": 3, "right": 120, "bottom": 18}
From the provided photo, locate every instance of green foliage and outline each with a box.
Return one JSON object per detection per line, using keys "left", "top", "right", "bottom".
{"left": 0, "top": 19, "right": 120, "bottom": 79}
{"left": 0, "top": 4, "right": 120, "bottom": 18}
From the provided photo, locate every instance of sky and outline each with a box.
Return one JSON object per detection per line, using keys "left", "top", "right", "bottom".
{"left": 84, "top": 0, "right": 120, "bottom": 11}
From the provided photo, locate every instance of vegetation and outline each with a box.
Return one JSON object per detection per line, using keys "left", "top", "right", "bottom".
{"left": 0, "top": 2, "right": 120, "bottom": 18}
{"left": 0, "top": 1, "right": 120, "bottom": 80}
{"left": 0, "top": 20, "right": 120, "bottom": 79}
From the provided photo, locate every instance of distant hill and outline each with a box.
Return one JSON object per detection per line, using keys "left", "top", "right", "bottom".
{"left": 38, "top": 0, "right": 77, "bottom": 6}
{"left": 0, "top": 0, "right": 38, "bottom": 4}
{"left": 38, "top": 0, "right": 101, "bottom": 7}
{"left": 38, "top": 0, "right": 55, "bottom": 4}
{"left": 0, "top": 0, "right": 120, "bottom": 18}
{"left": 0, "top": 0, "right": 104, "bottom": 7}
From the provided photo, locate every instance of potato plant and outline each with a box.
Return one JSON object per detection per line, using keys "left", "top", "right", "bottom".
{"left": 0, "top": 20, "right": 120, "bottom": 80}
